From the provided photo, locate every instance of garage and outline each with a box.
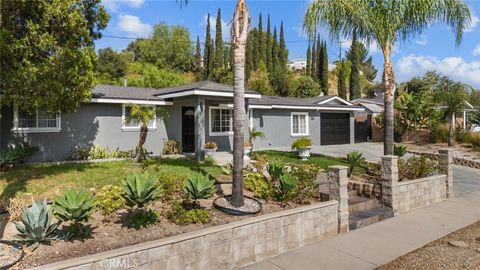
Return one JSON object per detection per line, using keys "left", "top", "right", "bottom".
{"left": 321, "top": 113, "right": 350, "bottom": 145}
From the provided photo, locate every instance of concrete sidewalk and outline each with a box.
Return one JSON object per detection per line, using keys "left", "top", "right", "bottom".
{"left": 241, "top": 189, "right": 480, "bottom": 270}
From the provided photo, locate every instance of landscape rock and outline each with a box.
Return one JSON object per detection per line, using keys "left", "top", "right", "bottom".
{"left": 448, "top": 240, "right": 468, "bottom": 248}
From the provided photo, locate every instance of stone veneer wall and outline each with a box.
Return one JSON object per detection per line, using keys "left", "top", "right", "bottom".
{"left": 397, "top": 175, "right": 447, "bottom": 214}
{"left": 408, "top": 149, "right": 480, "bottom": 169}
{"left": 30, "top": 201, "right": 339, "bottom": 270}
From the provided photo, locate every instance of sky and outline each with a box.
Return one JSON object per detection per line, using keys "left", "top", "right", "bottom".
{"left": 96, "top": 0, "right": 480, "bottom": 88}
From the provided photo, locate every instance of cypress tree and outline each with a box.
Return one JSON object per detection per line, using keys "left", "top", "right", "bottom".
{"left": 214, "top": 8, "right": 224, "bottom": 69}
{"left": 193, "top": 35, "right": 202, "bottom": 75}
{"left": 279, "top": 22, "right": 287, "bottom": 66}
{"left": 258, "top": 14, "right": 265, "bottom": 65}
{"left": 223, "top": 44, "right": 230, "bottom": 69}
{"left": 315, "top": 35, "right": 321, "bottom": 81}
{"left": 338, "top": 61, "right": 347, "bottom": 99}
{"left": 349, "top": 31, "right": 362, "bottom": 100}
{"left": 306, "top": 44, "right": 311, "bottom": 75}
{"left": 203, "top": 13, "right": 213, "bottom": 79}
{"left": 208, "top": 37, "right": 215, "bottom": 77}
{"left": 266, "top": 15, "right": 272, "bottom": 73}
{"left": 311, "top": 39, "right": 317, "bottom": 80}
{"left": 321, "top": 41, "right": 329, "bottom": 95}
{"left": 251, "top": 29, "right": 259, "bottom": 71}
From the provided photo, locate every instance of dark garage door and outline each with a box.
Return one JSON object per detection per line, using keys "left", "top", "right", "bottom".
{"left": 321, "top": 113, "right": 350, "bottom": 145}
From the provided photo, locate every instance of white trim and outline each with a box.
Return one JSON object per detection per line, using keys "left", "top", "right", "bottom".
{"left": 249, "top": 104, "right": 364, "bottom": 111}
{"left": 121, "top": 104, "right": 157, "bottom": 132}
{"left": 317, "top": 96, "right": 353, "bottom": 106}
{"left": 156, "top": 90, "right": 262, "bottom": 99}
{"left": 91, "top": 98, "right": 173, "bottom": 106}
{"left": 249, "top": 108, "right": 253, "bottom": 129}
{"left": 12, "top": 106, "right": 61, "bottom": 133}
{"left": 209, "top": 106, "right": 233, "bottom": 136}
{"left": 291, "top": 112, "right": 309, "bottom": 137}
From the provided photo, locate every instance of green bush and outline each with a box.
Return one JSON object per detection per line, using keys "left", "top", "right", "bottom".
{"left": 95, "top": 185, "right": 126, "bottom": 217}
{"left": 67, "top": 145, "right": 132, "bottom": 160}
{"left": 291, "top": 137, "right": 312, "bottom": 150}
{"left": 346, "top": 151, "right": 365, "bottom": 177}
{"left": 465, "top": 132, "right": 480, "bottom": 147}
{"left": 221, "top": 163, "right": 233, "bottom": 176}
{"left": 203, "top": 156, "right": 217, "bottom": 166}
{"left": 122, "top": 172, "right": 162, "bottom": 208}
{"left": 162, "top": 140, "right": 180, "bottom": 155}
{"left": 244, "top": 173, "right": 275, "bottom": 200}
{"left": 277, "top": 173, "right": 297, "bottom": 205}
{"left": 393, "top": 144, "right": 407, "bottom": 157}
{"left": 128, "top": 209, "right": 160, "bottom": 229}
{"left": 290, "top": 164, "right": 320, "bottom": 204}
{"left": 398, "top": 156, "right": 438, "bottom": 181}
{"left": 0, "top": 144, "right": 38, "bottom": 169}
{"left": 15, "top": 199, "right": 59, "bottom": 250}
{"left": 168, "top": 203, "right": 211, "bottom": 225}
{"left": 53, "top": 189, "right": 96, "bottom": 223}
{"left": 267, "top": 160, "right": 285, "bottom": 180}
{"left": 431, "top": 123, "right": 449, "bottom": 143}
{"left": 184, "top": 173, "right": 216, "bottom": 203}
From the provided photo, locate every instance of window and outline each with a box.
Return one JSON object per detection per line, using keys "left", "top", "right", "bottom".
{"left": 122, "top": 104, "right": 157, "bottom": 131}
{"left": 291, "top": 112, "right": 309, "bottom": 136}
{"left": 13, "top": 107, "right": 61, "bottom": 133}
{"left": 209, "top": 107, "right": 233, "bottom": 135}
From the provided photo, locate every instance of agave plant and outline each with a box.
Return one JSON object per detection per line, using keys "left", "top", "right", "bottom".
{"left": 346, "top": 151, "right": 366, "bottom": 177}
{"left": 53, "top": 189, "right": 96, "bottom": 223}
{"left": 394, "top": 144, "right": 407, "bottom": 158}
{"left": 221, "top": 163, "right": 233, "bottom": 176}
{"left": 277, "top": 173, "right": 297, "bottom": 205}
{"left": 267, "top": 160, "right": 285, "bottom": 180}
{"left": 122, "top": 172, "right": 162, "bottom": 208}
{"left": 184, "top": 172, "right": 216, "bottom": 203}
{"left": 15, "top": 199, "right": 60, "bottom": 250}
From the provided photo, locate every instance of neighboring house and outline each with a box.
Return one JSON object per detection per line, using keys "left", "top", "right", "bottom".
{"left": 351, "top": 98, "right": 384, "bottom": 142}
{"left": 1, "top": 81, "right": 364, "bottom": 162}
{"left": 287, "top": 59, "right": 307, "bottom": 71}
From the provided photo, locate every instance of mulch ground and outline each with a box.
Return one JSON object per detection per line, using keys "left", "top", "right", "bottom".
{"left": 378, "top": 220, "right": 480, "bottom": 270}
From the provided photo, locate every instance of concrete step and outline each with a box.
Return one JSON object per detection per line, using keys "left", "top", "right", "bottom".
{"left": 348, "top": 197, "right": 382, "bottom": 213}
{"left": 348, "top": 207, "right": 394, "bottom": 231}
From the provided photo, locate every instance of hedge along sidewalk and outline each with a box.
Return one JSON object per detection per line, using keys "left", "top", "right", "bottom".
{"left": 29, "top": 201, "right": 339, "bottom": 270}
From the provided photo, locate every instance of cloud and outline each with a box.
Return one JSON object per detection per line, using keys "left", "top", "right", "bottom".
{"left": 102, "top": 0, "right": 144, "bottom": 12}
{"left": 465, "top": 13, "right": 479, "bottom": 32}
{"left": 415, "top": 35, "right": 428, "bottom": 46}
{"left": 293, "top": 25, "right": 307, "bottom": 38}
{"left": 396, "top": 54, "right": 480, "bottom": 87}
{"left": 118, "top": 14, "right": 152, "bottom": 38}
{"left": 474, "top": 44, "right": 480, "bottom": 56}
{"left": 203, "top": 14, "right": 230, "bottom": 40}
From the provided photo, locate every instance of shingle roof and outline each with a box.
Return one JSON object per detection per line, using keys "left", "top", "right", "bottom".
{"left": 92, "top": 84, "right": 164, "bottom": 101}
{"left": 249, "top": 95, "right": 360, "bottom": 109}
{"left": 153, "top": 81, "right": 259, "bottom": 96}
{"left": 350, "top": 98, "right": 384, "bottom": 106}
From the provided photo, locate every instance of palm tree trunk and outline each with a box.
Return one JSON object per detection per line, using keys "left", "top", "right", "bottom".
{"left": 448, "top": 113, "right": 454, "bottom": 147}
{"left": 230, "top": 0, "right": 249, "bottom": 207}
{"left": 135, "top": 126, "right": 148, "bottom": 162}
{"left": 382, "top": 46, "right": 395, "bottom": 155}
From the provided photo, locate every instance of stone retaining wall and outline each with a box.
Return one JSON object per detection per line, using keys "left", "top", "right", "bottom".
{"left": 397, "top": 175, "right": 447, "bottom": 214}
{"left": 30, "top": 201, "right": 339, "bottom": 270}
{"left": 408, "top": 149, "right": 480, "bottom": 169}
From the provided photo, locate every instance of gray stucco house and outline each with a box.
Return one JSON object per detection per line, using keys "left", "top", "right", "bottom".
{"left": 0, "top": 81, "right": 364, "bottom": 162}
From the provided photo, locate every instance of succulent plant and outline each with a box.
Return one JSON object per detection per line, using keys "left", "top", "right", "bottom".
{"left": 122, "top": 172, "right": 162, "bottom": 208}
{"left": 52, "top": 189, "right": 96, "bottom": 223}
{"left": 184, "top": 172, "right": 216, "bottom": 202}
{"left": 394, "top": 144, "right": 407, "bottom": 157}
{"left": 277, "top": 173, "right": 297, "bottom": 204}
{"left": 267, "top": 160, "right": 285, "bottom": 180}
{"left": 346, "top": 151, "right": 365, "bottom": 177}
{"left": 15, "top": 199, "right": 59, "bottom": 250}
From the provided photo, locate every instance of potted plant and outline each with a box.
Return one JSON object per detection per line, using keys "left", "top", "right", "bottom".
{"left": 244, "top": 128, "right": 265, "bottom": 158}
{"left": 244, "top": 140, "right": 253, "bottom": 159}
{"left": 291, "top": 137, "right": 312, "bottom": 161}
{"left": 203, "top": 141, "right": 218, "bottom": 157}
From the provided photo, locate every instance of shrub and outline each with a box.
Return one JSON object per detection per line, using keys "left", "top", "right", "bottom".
{"left": 431, "top": 123, "right": 449, "bottom": 143}
{"left": 221, "top": 162, "right": 233, "bottom": 176}
{"left": 203, "top": 141, "right": 218, "bottom": 150}
{"left": 267, "top": 160, "right": 285, "bottom": 180}
{"left": 291, "top": 137, "right": 312, "bottom": 150}
{"left": 184, "top": 173, "right": 216, "bottom": 203}
{"left": 203, "top": 156, "right": 217, "bottom": 166}
{"left": 15, "top": 199, "right": 60, "bottom": 250}
{"left": 162, "top": 140, "right": 180, "bottom": 155}
{"left": 128, "top": 209, "right": 160, "bottom": 229}
{"left": 468, "top": 132, "right": 480, "bottom": 147}
{"left": 122, "top": 172, "right": 162, "bottom": 208}
{"left": 251, "top": 153, "right": 268, "bottom": 171}
{"left": 95, "top": 185, "right": 126, "bottom": 217}
{"left": 290, "top": 164, "right": 320, "bottom": 204}
{"left": 244, "top": 173, "right": 275, "bottom": 200}
{"left": 346, "top": 151, "right": 365, "bottom": 177}
{"left": 277, "top": 173, "right": 297, "bottom": 205}
{"left": 67, "top": 145, "right": 132, "bottom": 160}
{"left": 0, "top": 144, "right": 38, "bottom": 170}
{"left": 398, "top": 156, "right": 438, "bottom": 181}
{"left": 7, "top": 196, "right": 28, "bottom": 222}
{"left": 393, "top": 144, "right": 407, "bottom": 157}
{"left": 168, "top": 203, "right": 211, "bottom": 225}
{"left": 53, "top": 189, "right": 96, "bottom": 223}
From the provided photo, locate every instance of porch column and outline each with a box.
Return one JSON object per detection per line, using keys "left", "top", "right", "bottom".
{"left": 349, "top": 112, "right": 355, "bottom": 144}
{"left": 195, "top": 96, "right": 205, "bottom": 161}
{"left": 463, "top": 111, "right": 467, "bottom": 129}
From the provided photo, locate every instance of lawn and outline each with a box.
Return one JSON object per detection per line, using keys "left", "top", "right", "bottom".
{"left": 0, "top": 159, "right": 224, "bottom": 205}
{"left": 254, "top": 150, "right": 352, "bottom": 170}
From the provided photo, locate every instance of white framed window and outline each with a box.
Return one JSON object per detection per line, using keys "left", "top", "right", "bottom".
{"left": 121, "top": 104, "right": 157, "bottom": 131}
{"left": 13, "top": 106, "right": 61, "bottom": 133}
{"left": 291, "top": 112, "right": 309, "bottom": 137}
{"left": 209, "top": 106, "right": 233, "bottom": 136}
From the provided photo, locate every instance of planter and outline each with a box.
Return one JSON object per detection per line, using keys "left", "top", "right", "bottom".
{"left": 203, "top": 148, "right": 217, "bottom": 157}
{"left": 296, "top": 147, "right": 312, "bottom": 161}
{"left": 213, "top": 195, "right": 262, "bottom": 216}
{"left": 244, "top": 147, "right": 252, "bottom": 159}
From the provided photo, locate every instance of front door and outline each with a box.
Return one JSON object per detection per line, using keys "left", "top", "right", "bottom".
{"left": 182, "top": 107, "right": 195, "bottom": 152}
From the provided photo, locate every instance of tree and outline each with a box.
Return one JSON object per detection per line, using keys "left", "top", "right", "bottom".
{"left": 315, "top": 35, "right": 322, "bottom": 82}
{"left": 338, "top": 62, "right": 347, "bottom": 99}
{"left": 124, "top": 105, "right": 168, "bottom": 162}
{"left": 349, "top": 32, "right": 362, "bottom": 100}
{"left": 97, "top": 47, "right": 131, "bottom": 83}
{"left": 310, "top": 39, "right": 317, "bottom": 80}
{"left": 193, "top": 36, "right": 203, "bottom": 75}
{"left": 0, "top": 0, "right": 109, "bottom": 113}
{"left": 434, "top": 77, "right": 468, "bottom": 146}
{"left": 320, "top": 41, "right": 329, "bottom": 94}
{"left": 306, "top": 44, "right": 311, "bottom": 75}
{"left": 204, "top": 14, "right": 213, "bottom": 79}
{"left": 126, "top": 63, "right": 188, "bottom": 88}
{"left": 292, "top": 76, "right": 321, "bottom": 97}
{"left": 345, "top": 37, "right": 378, "bottom": 83}
{"left": 247, "top": 62, "right": 274, "bottom": 95}
{"left": 257, "top": 13, "right": 265, "bottom": 65}
{"left": 395, "top": 91, "right": 436, "bottom": 141}
{"left": 305, "top": 0, "right": 471, "bottom": 155}
{"left": 231, "top": 0, "right": 249, "bottom": 207}
{"left": 215, "top": 9, "right": 224, "bottom": 69}
{"left": 266, "top": 15, "right": 273, "bottom": 72}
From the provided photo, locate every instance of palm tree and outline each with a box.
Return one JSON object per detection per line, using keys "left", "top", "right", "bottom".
{"left": 304, "top": 0, "right": 471, "bottom": 155}
{"left": 230, "top": 0, "right": 249, "bottom": 207}
{"left": 124, "top": 104, "right": 168, "bottom": 162}
{"left": 434, "top": 77, "right": 468, "bottom": 146}
{"left": 248, "top": 127, "right": 265, "bottom": 151}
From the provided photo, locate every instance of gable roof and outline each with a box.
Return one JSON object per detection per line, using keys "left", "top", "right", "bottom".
{"left": 152, "top": 81, "right": 261, "bottom": 99}
{"left": 249, "top": 95, "right": 364, "bottom": 111}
